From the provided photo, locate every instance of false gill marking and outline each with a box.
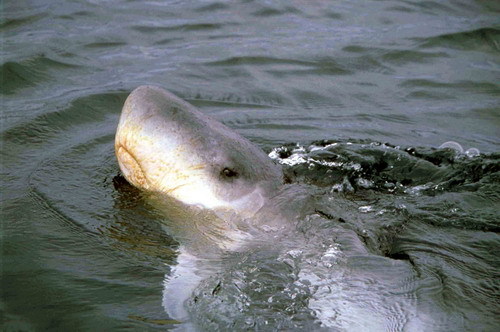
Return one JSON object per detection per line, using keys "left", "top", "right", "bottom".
{"left": 116, "top": 145, "right": 149, "bottom": 190}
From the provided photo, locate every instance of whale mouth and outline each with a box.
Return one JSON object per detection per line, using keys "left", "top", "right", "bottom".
{"left": 115, "top": 145, "right": 149, "bottom": 190}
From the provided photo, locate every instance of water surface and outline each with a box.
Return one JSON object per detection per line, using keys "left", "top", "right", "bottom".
{"left": 1, "top": 0, "right": 499, "bottom": 330}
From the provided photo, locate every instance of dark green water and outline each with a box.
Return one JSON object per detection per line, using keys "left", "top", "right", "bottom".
{"left": 1, "top": 0, "right": 499, "bottom": 331}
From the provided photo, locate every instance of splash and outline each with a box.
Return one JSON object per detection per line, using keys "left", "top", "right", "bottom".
{"left": 438, "top": 141, "right": 480, "bottom": 158}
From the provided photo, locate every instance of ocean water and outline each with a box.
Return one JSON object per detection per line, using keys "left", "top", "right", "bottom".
{"left": 1, "top": 0, "right": 499, "bottom": 330}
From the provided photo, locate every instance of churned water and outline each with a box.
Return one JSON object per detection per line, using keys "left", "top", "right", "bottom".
{"left": 1, "top": 0, "right": 499, "bottom": 331}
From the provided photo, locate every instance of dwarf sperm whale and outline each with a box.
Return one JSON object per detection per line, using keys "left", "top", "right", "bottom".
{"left": 115, "top": 86, "right": 294, "bottom": 326}
{"left": 115, "top": 86, "right": 435, "bottom": 331}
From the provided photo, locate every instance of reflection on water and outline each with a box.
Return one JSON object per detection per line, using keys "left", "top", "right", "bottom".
{"left": 2, "top": 0, "right": 499, "bottom": 330}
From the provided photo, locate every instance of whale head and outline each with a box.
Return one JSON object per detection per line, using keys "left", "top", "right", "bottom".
{"left": 115, "top": 86, "right": 282, "bottom": 215}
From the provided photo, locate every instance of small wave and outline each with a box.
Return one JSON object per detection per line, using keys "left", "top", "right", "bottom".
{"left": 0, "top": 14, "right": 44, "bottom": 31}
{"left": 57, "top": 10, "right": 94, "bottom": 20}
{"left": 3, "top": 92, "right": 127, "bottom": 145}
{"left": 415, "top": 27, "right": 500, "bottom": 52}
{"left": 207, "top": 55, "right": 352, "bottom": 81}
{"left": 343, "top": 45, "right": 449, "bottom": 65}
{"left": 194, "top": 3, "right": 230, "bottom": 13}
{"left": 390, "top": 0, "right": 455, "bottom": 14}
{"left": 400, "top": 79, "right": 500, "bottom": 95}
{"left": 185, "top": 90, "right": 288, "bottom": 108}
{"left": 207, "top": 56, "right": 316, "bottom": 67}
{"left": 251, "top": 6, "right": 301, "bottom": 18}
{"left": 0, "top": 55, "right": 80, "bottom": 95}
{"left": 131, "top": 22, "right": 228, "bottom": 34}
{"left": 338, "top": 52, "right": 394, "bottom": 74}
{"left": 381, "top": 49, "right": 449, "bottom": 65}
{"left": 84, "top": 41, "right": 127, "bottom": 49}
{"left": 0, "top": 61, "right": 47, "bottom": 95}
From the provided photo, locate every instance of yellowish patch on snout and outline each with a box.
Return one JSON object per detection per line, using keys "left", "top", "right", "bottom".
{"left": 116, "top": 145, "right": 149, "bottom": 190}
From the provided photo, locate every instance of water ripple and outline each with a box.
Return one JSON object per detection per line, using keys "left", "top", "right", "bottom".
{"left": 0, "top": 55, "right": 81, "bottom": 95}
{"left": 415, "top": 27, "right": 500, "bottom": 52}
{"left": 0, "top": 13, "right": 45, "bottom": 30}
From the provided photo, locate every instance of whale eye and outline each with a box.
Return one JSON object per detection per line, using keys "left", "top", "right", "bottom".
{"left": 221, "top": 167, "right": 238, "bottom": 178}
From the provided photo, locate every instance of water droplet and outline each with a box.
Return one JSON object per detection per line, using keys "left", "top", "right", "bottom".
{"left": 439, "top": 141, "right": 463, "bottom": 153}
{"left": 359, "top": 205, "right": 373, "bottom": 213}
{"left": 356, "top": 178, "right": 374, "bottom": 189}
{"left": 465, "top": 148, "right": 480, "bottom": 158}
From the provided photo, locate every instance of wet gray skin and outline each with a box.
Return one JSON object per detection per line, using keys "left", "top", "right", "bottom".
{"left": 115, "top": 86, "right": 283, "bottom": 217}
{"left": 116, "top": 86, "right": 291, "bottom": 325}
